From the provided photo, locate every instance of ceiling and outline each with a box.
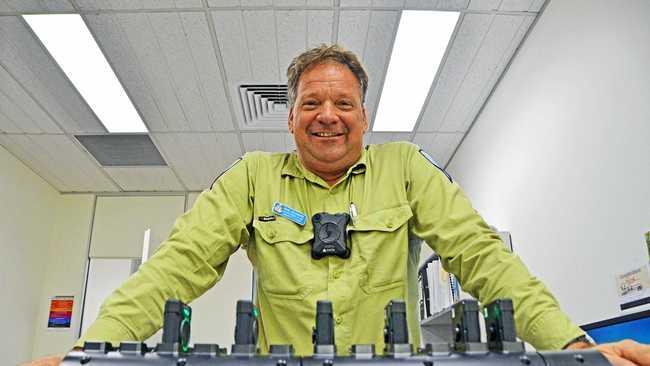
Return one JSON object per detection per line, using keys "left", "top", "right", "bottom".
{"left": 0, "top": 0, "right": 546, "bottom": 193}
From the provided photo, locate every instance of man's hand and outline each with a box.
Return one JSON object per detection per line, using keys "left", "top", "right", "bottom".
{"left": 568, "top": 340, "right": 650, "bottom": 366}
{"left": 20, "top": 354, "right": 64, "bottom": 366}
{"left": 595, "top": 340, "right": 650, "bottom": 366}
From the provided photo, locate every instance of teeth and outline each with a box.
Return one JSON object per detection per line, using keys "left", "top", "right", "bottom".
{"left": 314, "top": 132, "right": 340, "bottom": 137}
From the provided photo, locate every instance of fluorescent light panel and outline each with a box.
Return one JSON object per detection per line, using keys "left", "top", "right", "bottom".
{"left": 373, "top": 11, "right": 459, "bottom": 132}
{"left": 23, "top": 14, "right": 147, "bottom": 133}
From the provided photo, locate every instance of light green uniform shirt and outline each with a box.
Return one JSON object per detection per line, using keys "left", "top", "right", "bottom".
{"left": 77, "top": 142, "right": 583, "bottom": 354}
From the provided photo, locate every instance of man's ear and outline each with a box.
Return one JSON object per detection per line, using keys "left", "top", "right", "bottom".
{"left": 362, "top": 106, "right": 368, "bottom": 133}
{"left": 288, "top": 108, "right": 295, "bottom": 134}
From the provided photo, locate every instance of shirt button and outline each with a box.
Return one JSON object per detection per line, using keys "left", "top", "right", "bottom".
{"left": 386, "top": 221, "right": 394, "bottom": 229}
{"left": 333, "top": 271, "right": 341, "bottom": 279}
{"left": 268, "top": 231, "right": 276, "bottom": 239}
{"left": 335, "top": 316, "right": 342, "bottom": 324}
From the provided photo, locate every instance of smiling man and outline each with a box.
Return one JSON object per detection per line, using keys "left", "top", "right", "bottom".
{"left": 287, "top": 60, "right": 368, "bottom": 186}
{"left": 27, "top": 44, "right": 650, "bottom": 366}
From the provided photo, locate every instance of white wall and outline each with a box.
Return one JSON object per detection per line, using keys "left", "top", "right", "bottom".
{"left": 0, "top": 145, "right": 60, "bottom": 365}
{"left": 90, "top": 195, "right": 186, "bottom": 258}
{"left": 31, "top": 195, "right": 94, "bottom": 359}
{"left": 447, "top": 0, "right": 650, "bottom": 326}
{"left": 29, "top": 192, "right": 253, "bottom": 357}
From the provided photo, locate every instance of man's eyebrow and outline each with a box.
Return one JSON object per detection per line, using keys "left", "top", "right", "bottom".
{"left": 298, "top": 87, "right": 360, "bottom": 100}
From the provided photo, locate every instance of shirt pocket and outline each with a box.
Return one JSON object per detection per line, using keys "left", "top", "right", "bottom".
{"left": 253, "top": 219, "right": 315, "bottom": 299}
{"left": 348, "top": 204, "right": 413, "bottom": 294}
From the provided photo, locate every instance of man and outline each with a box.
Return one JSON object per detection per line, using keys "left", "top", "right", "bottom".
{"left": 27, "top": 44, "right": 650, "bottom": 366}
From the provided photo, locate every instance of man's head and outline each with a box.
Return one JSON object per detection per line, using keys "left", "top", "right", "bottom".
{"left": 286, "top": 44, "right": 369, "bottom": 185}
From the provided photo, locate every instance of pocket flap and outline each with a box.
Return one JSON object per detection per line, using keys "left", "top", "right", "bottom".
{"left": 349, "top": 204, "right": 412, "bottom": 232}
{"left": 253, "top": 219, "right": 312, "bottom": 244}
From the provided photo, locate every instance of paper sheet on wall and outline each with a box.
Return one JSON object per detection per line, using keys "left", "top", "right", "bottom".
{"left": 616, "top": 263, "right": 650, "bottom": 310}
{"left": 48, "top": 296, "right": 73, "bottom": 328}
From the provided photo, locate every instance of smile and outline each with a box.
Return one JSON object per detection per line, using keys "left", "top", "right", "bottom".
{"left": 311, "top": 132, "right": 344, "bottom": 137}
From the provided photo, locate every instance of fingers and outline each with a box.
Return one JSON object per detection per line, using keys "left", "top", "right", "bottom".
{"left": 20, "top": 354, "right": 63, "bottom": 366}
{"left": 613, "top": 340, "right": 650, "bottom": 366}
{"left": 595, "top": 340, "right": 650, "bottom": 366}
{"left": 601, "top": 353, "right": 641, "bottom": 366}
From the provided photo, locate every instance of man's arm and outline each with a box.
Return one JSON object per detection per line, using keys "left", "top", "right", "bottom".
{"left": 403, "top": 143, "right": 582, "bottom": 350}
{"left": 74, "top": 155, "right": 256, "bottom": 347}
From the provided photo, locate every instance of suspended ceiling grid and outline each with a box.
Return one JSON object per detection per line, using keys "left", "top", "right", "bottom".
{"left": 0, "top": 0, "right": 545, "bottom": 192}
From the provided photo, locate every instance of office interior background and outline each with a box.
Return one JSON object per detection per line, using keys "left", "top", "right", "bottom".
{"left": 1, "top": 0, "right": 649, "bottom": 365}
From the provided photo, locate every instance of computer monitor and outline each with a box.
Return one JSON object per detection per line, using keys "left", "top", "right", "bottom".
{"left": 581, "top": 309, "right": 650, "bottom": 344}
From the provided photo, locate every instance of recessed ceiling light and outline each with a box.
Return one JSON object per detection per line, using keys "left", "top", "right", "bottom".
{"left": 23, "top": 14, "right": 148, "bottom": 133}
{"left": 372, "top": 10, "right": 459, "bottom": 132}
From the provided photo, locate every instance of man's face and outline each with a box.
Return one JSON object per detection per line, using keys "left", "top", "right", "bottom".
{"left": 288, "top": 62, "right": 368, "bottom": 180}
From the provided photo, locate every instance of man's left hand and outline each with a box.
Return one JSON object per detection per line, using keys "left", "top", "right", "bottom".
{"left": 568, "top": 340, "right": 650, "bottom": 366}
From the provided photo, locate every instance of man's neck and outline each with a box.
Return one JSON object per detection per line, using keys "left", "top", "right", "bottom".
{"left": 296, "top": 155, "right": 352, "bottom": 187}
{"left": 306, "top": 164, "right": 347, "bottom": 187}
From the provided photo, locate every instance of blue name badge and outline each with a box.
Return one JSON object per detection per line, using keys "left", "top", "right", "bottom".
{"left": 272, "top": 202, "right": 307, "bottom": 226}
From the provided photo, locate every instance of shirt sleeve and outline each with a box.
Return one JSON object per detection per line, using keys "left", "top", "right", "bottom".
{"left": 404, "top": 144, "right": 583, "bottom": 350}
{"left": 75, "top": 154, "right": 256, "bottom": 348}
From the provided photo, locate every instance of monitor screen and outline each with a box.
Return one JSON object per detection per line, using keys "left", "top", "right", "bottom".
{"left": 581, "top": 310, "right": 650, "bottom": 344}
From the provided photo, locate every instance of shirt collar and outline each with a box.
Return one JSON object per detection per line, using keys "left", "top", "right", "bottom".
{"left": 281, "top": 147, "right": 368, "bottom": 181}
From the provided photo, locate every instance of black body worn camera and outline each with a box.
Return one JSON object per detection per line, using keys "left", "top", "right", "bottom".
{"left": 311, "top": 212, "right": 351, "bottom": 259}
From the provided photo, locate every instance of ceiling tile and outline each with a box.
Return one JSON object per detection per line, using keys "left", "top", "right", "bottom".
{"left": 529, "top": 0, "right": 545, "bottom": 11}
{"left": 307, "top": 0, "right": 333, "bottom": 5}
{"left": 0, "top": 17, "right": 106, "bottom": 134}
{"left": 105, "top": 167, "right": 185, "bottom": 191}
{"left": 307, "top": 10, "right": 335, "bottom": 47}
{"left": 76, "top": 0, "right": 203, "bottom": 11}
{"left": 208, "top": 0, "right": 241, "bottom": 7}
{"left": 440, "top": 14, "right": 531, "bottom": 132}
{"left": 405, "top": 0, "right": 469, "bottom": 10}
{"left": 467, "top": 0, "right": 500, "bottom": 11}
{"left": 0, "top": 0, "right": 73, "bottom": 12}
{"left": 243, "top": 10, "right": 281, "bottom": 82}
{"left": 371, "top": 0, "right": 404, "bottom": 8}
{"left": 500, "top": 0, "right": 535, "bottom": 12}
{"left": 417, "top": 13, "right": 493, "bottom": 132}
{"left": 146, "top": 12, "right": 212, "bottom": 131}
{"left": 242, "top": 0, "right": 273, "bottom": 5}
{"left": 0, "top": 65, "right": 61, "bottom": 133}
{"left": 153, "top": 133, "right": 243, "bottom": 190}
{"left": 242, "top": 132, "right": 295, "bottom": 152}
{"left": 178, "top": 12, "right": 235, "bottom": 131}
{"left": 274, "top": 0, "right": 307, "bottom": 6}
{"left": 341, "top": 0, "right": 371, "bottom": 7}
{"left": 437, "top": 0, "right": 470, "bottom": 10}
{"left": 86, "top": 12, "right": 234, "bottom": 132}
{"left": 149, "top": 12, "right": 232, "bottom": 131}
{"left": 337, "top": 10, "right": 370, "bottom": 56}
{"left": 276, "top": 10, "right": 307, "bottom": 80}
{"left": 212, "top": 10, "right": 252, "bottom": 84}
{"left": 0, "top": 134, "right": 119, "bottom": 192}
{"left": 362, "top": 10, "right": 399, "bottom": 125}
{"left": 412, "top": 132, "right": 464, "bottom": 166}
{"left": 86, "top": 13, "right": 186, "bottom": 132}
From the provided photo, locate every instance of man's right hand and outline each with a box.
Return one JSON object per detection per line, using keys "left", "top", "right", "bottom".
{"left": 20, "top": 354, "right": 64, "bottom": 366}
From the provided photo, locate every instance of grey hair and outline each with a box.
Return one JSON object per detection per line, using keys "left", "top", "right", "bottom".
{"left": 286, "top": 44, "right": 368, "bottom": 109}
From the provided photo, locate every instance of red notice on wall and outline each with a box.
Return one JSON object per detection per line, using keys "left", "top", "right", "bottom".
{"left": 48, "top": 296, "right": 74, "bottom": 328}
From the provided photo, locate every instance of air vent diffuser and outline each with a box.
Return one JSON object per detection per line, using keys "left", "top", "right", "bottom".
{"left": 239, "top": 84, "right": 289, "bottom": 126}
{"left": 76, "top": 134, "right": 166, "bottom": 166}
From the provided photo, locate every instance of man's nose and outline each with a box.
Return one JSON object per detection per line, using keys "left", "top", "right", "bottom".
{"left": 316, "top": 102, "right": 339, "bottom": 124}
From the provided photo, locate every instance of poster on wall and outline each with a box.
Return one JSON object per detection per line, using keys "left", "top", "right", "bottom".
{"left": 617, "top": 264, "right": 650, "bottom": 310}
{"left": 47, "top": 296, "right": 74, "bottom": 328}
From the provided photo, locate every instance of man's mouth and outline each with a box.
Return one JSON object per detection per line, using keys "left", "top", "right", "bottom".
{"left": 311, "top": 132, "right": 344, "bottom": 137}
